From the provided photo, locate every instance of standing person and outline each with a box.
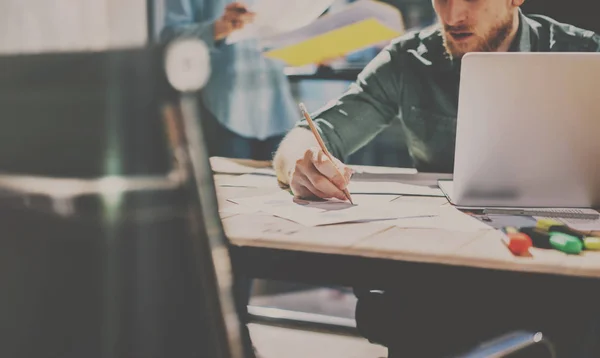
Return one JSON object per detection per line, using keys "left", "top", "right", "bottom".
{"left": 159, "top": 0, "right": 299, "bottom": 161}
{"left": 159, "top": 3, "right": 304, "bottom": 357}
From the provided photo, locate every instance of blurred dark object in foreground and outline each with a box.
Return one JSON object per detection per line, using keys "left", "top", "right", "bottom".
{"left": 0, "top": 44, "right": 247, "bottom": 358}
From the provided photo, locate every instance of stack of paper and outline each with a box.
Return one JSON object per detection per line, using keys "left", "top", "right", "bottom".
{"left": 226, "top": 0, "right": 337, "bottom": 44}
{"left": 392, "top": 206, "right": 495, "bottom": 232}
{"left": 263, "top": 0, "right": 404, "bottom": 67}
{"left": 209, "top": 156, "right": 272, "bottom": 175}
{"left": 228, "top": 0, "right": 405, "bottom": 67}
{"left": 220, "top": 172, "right": 445, "bottom": 197}
{"left": 348, "top": 181, "right": 444, "bottom": 197}
{"left": 228, "top": 191, "right": 432, "bottom": 227}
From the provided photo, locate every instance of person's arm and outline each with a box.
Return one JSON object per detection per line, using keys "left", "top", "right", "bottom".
{"left": 159, "top": 0, "right": 254, "bottom": 48}
{"left": 273, "top": 46, "right": 404, "bottom": 199}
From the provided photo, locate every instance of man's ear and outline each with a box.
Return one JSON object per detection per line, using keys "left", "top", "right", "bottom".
{"left": 512, "top": 0, "right": 525, "bottom": 7}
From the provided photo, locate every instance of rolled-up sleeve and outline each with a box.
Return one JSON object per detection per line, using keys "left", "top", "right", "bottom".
{"left": 159, "top": 0, "right": 218, "bottom": 49}
{"left": 297, "top": 47, "right": 403, "bottom": 161}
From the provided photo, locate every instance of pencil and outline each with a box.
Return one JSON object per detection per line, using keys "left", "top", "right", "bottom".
{"left": 298, "top": 103, "right": 354, "bottom": 204}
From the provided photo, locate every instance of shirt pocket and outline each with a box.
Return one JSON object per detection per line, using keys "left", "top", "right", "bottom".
{"left": 403, "top": 106, "right": 457, "bottom": 171}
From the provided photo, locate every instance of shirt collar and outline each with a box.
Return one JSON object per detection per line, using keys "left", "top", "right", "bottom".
{"left": 509, "top": 9, "right": 532, "bottom": 52}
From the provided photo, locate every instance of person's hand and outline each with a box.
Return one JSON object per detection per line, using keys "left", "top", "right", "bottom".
{"left": 214, "top": 2, "right": 255, "bottom": 41}
{"left": 289, "top": 147, "right": 353, "bottom": 200}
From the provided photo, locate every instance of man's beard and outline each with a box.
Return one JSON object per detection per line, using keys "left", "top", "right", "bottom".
{"left": 442, "top": 12, "right": 514, "bottom": 60}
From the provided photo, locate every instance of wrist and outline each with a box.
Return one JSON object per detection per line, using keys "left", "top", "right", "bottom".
{"left": 213, "top": 20, "right": 228, "bottom": 41}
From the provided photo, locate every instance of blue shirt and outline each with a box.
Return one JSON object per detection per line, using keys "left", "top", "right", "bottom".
{"left": 159, "top": 0, "right": 299, "bottom": 140}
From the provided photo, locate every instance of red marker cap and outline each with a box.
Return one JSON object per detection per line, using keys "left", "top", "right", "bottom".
{"left": 506, "top": 233, "right": 533, "bottom": 255}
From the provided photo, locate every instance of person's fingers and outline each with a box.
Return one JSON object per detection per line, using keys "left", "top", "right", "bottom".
{"left": 309, "top": 148, "right": 349, "bottom": 190}
{"left": 303, "top": 167, "right": 346, "bottom": 200}
{"left": 223, "top": 6, "right": 255, "bottom": 20}
{"left": 301, "top": 150, "right": 346, "bottom": 200}
{"left": 225, "top": 2, "right": 245, "bottom": 10}
{"left": 290, "top": 154, "right": 344, "bottom": 200}
{"left": 223, "top": 13, "right": 255, "bottom": 30}
{"left": 214, "top": 19, "right": 235, "bottom": 40}
{"left": 344, "top": 166, "right": 353, "bottom": 183}
{"left": 291, "top": 186, "right": 315, "bottom": 200}
{"left": 289, "top": 167, "right": 321, "bottom": 199}
{"left": 231, "top": 19, "right": 243, "bottom": 30}
{"left": 223, "top": 3, "right": 256, "bottom": 20}
{"left": 334, "top": 158, "right": 353, "bottom": 183}
{"left": 292, "top": 172, "right": 332, "bottom": 200}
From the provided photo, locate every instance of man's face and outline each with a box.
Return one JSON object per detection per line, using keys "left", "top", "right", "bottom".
{"left": 432, "top": 0, "right": 516, "bottom": 59}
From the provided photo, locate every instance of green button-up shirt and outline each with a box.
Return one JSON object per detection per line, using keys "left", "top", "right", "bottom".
{"left": 297, "top": 11, "right": 600, "bottom": 173}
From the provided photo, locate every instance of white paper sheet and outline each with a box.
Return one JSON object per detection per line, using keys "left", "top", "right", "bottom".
{"left": 220, "top": 174, "right": 445, "bottom": 197}
{"left": 257, "top": 0, "right": 404, "bottom": 49}
{"left": 229, "top": 191, "right": 405, "bottom": 226}
{"left": 226, "top": 0, "right": 336, "bottom": 44}
{"left": 392, "top": 206, "right": 494, "bottom": 232}
{"left": 350, "top": 165, "right": 417, "bottom": 175}
{"left": 219, "top": 173, "right": 279, "bottom": 188}
{"left": 209, "top": 157, "right": 271, "bottom": 174}
{"left": 348, "top": 181, "right": 444, "bottom": 197}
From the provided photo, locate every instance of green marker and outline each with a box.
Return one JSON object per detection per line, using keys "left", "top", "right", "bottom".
{"left": 549, "top": 232, "right": 583, "bottom": 255}
{"left": 584, "top": 237, "right": 600, "bottom": 251}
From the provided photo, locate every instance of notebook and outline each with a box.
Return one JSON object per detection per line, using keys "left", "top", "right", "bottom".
{"left": 259, "top": 0, "right": 405, "bottom": 67}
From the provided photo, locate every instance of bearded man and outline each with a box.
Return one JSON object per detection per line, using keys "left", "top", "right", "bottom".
{"left": 274, "top": 0, "right": 600, "bottom": 197}
{"left": 272, "top": 0, "right": 600, "bottom": 356}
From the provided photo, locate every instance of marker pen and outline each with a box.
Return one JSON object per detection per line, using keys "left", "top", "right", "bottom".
{"left": 583, "top": 236, "right": 600, "bottom": 250}
{"left": 501, "top": 230, "right": 532, "bottom": 256}
{"left": 548, "top": 232, "right": 583, "bottom": 255}
{"left": 517, "top": 226, "right": 552, "bottom": 249}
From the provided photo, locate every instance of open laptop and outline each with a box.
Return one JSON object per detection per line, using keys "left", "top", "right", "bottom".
{"left": 439, "top": 52, "right": 600, "bottom": 210}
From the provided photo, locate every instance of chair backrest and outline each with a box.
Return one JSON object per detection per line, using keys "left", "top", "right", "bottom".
{"left": 0, "top": 44, "right": 246, "bottom": 358}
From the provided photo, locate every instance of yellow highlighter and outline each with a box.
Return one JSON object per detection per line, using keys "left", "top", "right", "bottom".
{"left": 584, "top": 237, "right": 600, "bottom": 250}
{"left": 536, "top": 218, "right": 564, "bottom": 232}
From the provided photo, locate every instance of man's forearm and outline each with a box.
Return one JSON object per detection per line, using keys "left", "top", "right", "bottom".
{"left": 273, "top": 127, "right": 318, "bottom": 185}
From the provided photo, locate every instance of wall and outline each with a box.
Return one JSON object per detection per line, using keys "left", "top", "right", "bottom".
{"left": 0, "top": 0, "right": 148, "bottom": 54}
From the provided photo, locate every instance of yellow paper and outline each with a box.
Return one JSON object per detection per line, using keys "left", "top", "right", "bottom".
{"left": 264, "top": 18, "right": 402, "bottom": 67}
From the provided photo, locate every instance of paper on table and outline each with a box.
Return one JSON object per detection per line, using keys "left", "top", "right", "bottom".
{"left": 436, "top": 206, "right": 496, "bottom": 231}
{"left": 349, "top": 165, "right": 417, "bottom": 175}
{"left": 251, "top": 168, "right": 277, "bottom": 176}
{"left": 229, "top": 191, "right": 403, "bottom": 226}
{"left": 393, "top": 206, "right": 494, "bottom": 232}
{"left": 219, "top": 173, "right": 279, "bottom": 188}
{"left": 209, "top": 156, "right": 271, "bottom": 174}
{"left": 226, "top": 0, "right": 336, "bottom": 44}
{"left": 348, "top": 180, "right": 444, "bottom": 197}
{"left": 386, "top": 199, "right": 442, "bottom": 218}
{"left": 220, "top": 174, "right": 446, "bottom": 197}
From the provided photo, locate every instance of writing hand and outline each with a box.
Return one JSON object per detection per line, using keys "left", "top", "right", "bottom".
{"left": 289, "top": 147, "right": 353, "bottom": 201}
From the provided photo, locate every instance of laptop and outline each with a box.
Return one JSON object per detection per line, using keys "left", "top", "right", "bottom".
{"left": 439, "top": 52, "right": 600, "bottom": 210}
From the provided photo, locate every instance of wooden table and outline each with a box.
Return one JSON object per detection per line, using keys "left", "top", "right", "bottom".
{"left": 211, "top": 157, "right": 600, "bottom": 357}
{"left": 209, "top": 156, "right": 600, "bottom": 300}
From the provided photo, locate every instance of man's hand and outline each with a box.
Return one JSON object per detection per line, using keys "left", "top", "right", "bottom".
{"left": 289, "top": 147, "right": 353, "bottom": 200}
{"left": 214, "top": 2, "right": 255, "bottom": 41}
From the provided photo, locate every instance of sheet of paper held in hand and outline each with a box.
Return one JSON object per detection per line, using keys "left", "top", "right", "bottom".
{"left": 226, "top": 0, "right": 336, "bottom": 44}
{"left": 229, "top": 191, "right": 440, "bottom": 227}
